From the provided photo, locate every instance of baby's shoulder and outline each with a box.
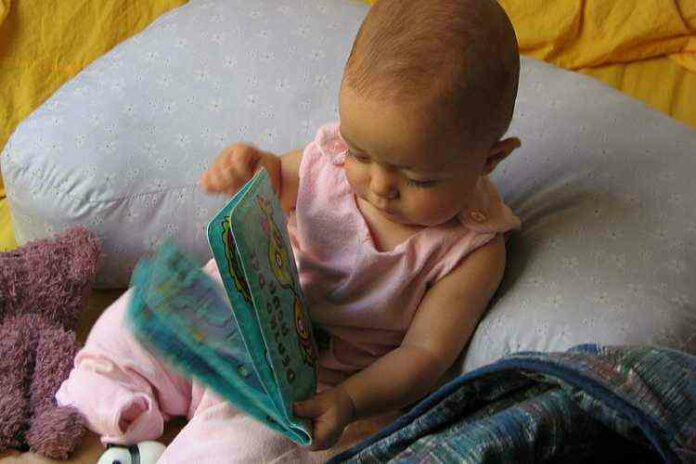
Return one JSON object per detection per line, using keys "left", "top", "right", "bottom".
{"left": 456, "top": 176, "right": 520, "bottom": 234}
{"left": 305, "top": 122, "right": 348, "bottom": 166}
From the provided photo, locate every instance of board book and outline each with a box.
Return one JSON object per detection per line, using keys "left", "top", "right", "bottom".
{"left": 128, "top": 169, "right": 318, "bottom": 445}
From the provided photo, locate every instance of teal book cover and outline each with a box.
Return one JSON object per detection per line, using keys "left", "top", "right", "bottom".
{"left": 128, "top": 169, "right": 318, "bottom": 446}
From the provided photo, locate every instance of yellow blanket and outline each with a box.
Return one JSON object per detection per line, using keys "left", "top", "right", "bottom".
{"left": 500, "top": 0, "right": 696, "bottom": 73}
{"left": 498, "top": 0, "right": 696, "bottom": 131}
{"left": 1, "top": 0, "right": 695, "bottom": 252}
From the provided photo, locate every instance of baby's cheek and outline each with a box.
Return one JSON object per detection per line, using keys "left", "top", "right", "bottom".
{"left": 410, "top": 191, "right": 462, "bottom": 225}
{"left": 343, "top": 160, "right": 367, "bottom": 195}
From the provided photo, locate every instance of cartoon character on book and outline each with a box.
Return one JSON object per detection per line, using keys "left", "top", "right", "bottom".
{"left": 258, "top": 195, "right": 317, "bottom": 367}
{"left": 294, "top": 298, "right": 315, "bottom": 366}
{"left": 221, "top": 220, "right": 252, "bottom": 303}
{"left": 258, "top": 195, "right": 294, "bottom": 289}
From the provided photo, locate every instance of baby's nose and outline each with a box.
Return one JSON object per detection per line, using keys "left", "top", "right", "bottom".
{"left": 369, "top": 167, "right": 399, "bottom": 199}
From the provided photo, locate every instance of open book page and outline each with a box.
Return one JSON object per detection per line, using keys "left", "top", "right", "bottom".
{"left": 127, "top": 245, "right": 286, "bottom": 431}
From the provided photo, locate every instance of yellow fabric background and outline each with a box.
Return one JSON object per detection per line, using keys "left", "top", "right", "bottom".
{"left": 0, "top": 0, "right": 188, "bottom": 151}
{"left": 0, "top": 198, "right": 14, "bottom": 250}
{"left": 499, "top": 0, "right": 696, "bottom": 72}
{"left": 496, "top": 0, "right": 696, "bottom": 130}
{"left": 1, "top": 0, "right": 695, "bottom": 252}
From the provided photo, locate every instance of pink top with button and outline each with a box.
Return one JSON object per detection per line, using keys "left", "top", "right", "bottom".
{"left": 287, "top": 122, "right": 521, "bottom": 384}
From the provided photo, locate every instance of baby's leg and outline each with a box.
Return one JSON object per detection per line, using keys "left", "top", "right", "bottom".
{"left": 157, "top": 388, "right": 324, "bottom": 464}
{"left": 55, "top": 287, "right": 193, "bottom": 445}
{"left": 158, "top": 384, "right": 395, "bottom": 464}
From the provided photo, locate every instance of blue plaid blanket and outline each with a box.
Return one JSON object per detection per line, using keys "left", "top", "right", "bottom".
{"left": 329, "top": 345, "right": 696, "bottom": 463}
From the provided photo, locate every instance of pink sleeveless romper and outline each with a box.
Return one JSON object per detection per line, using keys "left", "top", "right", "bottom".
{"left": 289, "top": 122, "right": 520, "bottom": 384}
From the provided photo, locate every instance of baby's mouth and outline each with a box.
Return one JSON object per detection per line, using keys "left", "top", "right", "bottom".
{"left": 358, "top": 194, "right": 402, "bottom": 221}
{"left": 369, "top": 200, "right": 393, "bottom": 215}
{"left": 374, "top": 204, "right": 401, "bottom": 220}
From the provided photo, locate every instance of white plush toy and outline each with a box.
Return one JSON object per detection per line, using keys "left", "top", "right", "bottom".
{"left": 97, "top": 441, "right": 167, "bottom": 464}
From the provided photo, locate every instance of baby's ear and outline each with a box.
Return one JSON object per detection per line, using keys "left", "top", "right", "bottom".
{"left": 483, "top": 137, "right": 521, "bottom": 174}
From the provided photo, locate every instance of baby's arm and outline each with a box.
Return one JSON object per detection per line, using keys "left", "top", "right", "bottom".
{"left": 345, "top": 235, "right": 506, "bottom": 416}
{"left": 294, "top": 235, "right": 507, "bottom": 449}
{"left": 200, "top": 144, "right": 302, "bottom": 212}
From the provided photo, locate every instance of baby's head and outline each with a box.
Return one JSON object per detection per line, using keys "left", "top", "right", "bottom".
{"left": 338, "top": 0, "right": 520, "bottom": 227}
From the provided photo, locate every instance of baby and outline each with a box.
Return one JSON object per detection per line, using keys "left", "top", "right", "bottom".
{"left": 57, "top": 0, "right": 521, "bottom": 462}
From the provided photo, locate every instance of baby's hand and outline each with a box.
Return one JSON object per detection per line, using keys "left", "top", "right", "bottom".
{"left": 200, "top": 144, "right": 276, "bottom": 196}
{"left": 293, "top": 386, "right": 355, "bottom": 451}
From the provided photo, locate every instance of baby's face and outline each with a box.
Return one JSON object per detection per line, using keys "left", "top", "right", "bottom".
{"left": 339, "top": 87, "right": 488, "bottom": 227}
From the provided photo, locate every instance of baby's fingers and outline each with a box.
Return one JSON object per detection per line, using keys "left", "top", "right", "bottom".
{"left": 200, "top": 144, "right": 261, "bottom": 194}
{"left": 308, "top": 417, "right": 342, "bottom": 451}
{"left": 199, "top": 167, "right": 225, "bottom": 192}
{"left": 293, "top": 399, "right": 322, "bottom": 419}
{"left": 200, "top": 165, "right": 240, "bottom": 194}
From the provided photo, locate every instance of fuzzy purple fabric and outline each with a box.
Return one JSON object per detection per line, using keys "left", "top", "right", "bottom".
{"left": 0, "top": 316, "right": 33, "bottom": 450}
{"left": 0, "top": 227, "right": 100, "bottom": 459}
{"left": 0, "top": 226, "right": 101, "bottom": 331}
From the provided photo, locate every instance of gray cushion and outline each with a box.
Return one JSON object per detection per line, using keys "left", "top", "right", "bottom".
{"left": 2, "top": 0, "right": 694, "bottom": 371}
{"left": 464, "top": 60, "right": 696, "bottom": 370}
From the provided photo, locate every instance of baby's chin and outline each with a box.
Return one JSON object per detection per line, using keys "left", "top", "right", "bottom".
{"left": 358, "top": 194, "right": 457, "bottom": 227}
{"left": 378, "top": 207, "right": 456, "bottom": 228}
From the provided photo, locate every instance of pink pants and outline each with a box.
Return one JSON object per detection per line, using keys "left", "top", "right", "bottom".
{"left": 56, "top": 262, "right": 391, "bottom": 463}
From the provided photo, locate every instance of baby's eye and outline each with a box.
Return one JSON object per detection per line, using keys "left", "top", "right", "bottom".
{"left": 406, "top": 178, "right": 438, "bottom": 188}
{"left": 348, "top": 149, "right": 370, "bottom": 163}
